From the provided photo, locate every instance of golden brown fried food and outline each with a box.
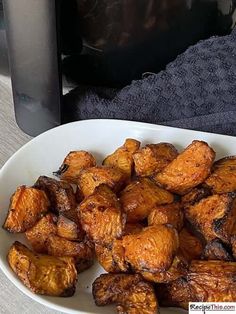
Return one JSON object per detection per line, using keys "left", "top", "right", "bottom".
{"left": 98, "top": 223, "right": 144, "bottom": 272}
{"left": 25, "top": 213, "right": 57, "bottom": 253}
{"left": 148, "top": 202, "right": 183, "bottom": 231}
{"left": 156, "top": 278, "right": 192, "bottom": 310}
{"left": 54, "top": 151, "right": 96, "bottom": 183}
{"left": 8, "top": 241, "right": 77, "bottom": 296}
{"left": 141, "top": 254, "right": 188, "bottom": 283}
{"left": 57, "top": 214, "right": 84, "bottom": 241}
{"left": 133, "top": 143, "right": 178, "bottom": 177}
{"left": 95, "top": 244, "right": 121, "bottom": 273}
{"left": 185, "top": 194, "right": 236, "bottom": 244}
{"left": 123, "top": 223, "right": 143, "bottom": 236}
{"left": 112, "top": 225, "right": 179, "bottom": 273}
{"left": 34, "top": 176, "right": 77, "bottom": 215}
{"left": 205, "top": 156, "right": 236, "bottom": 194}
{"left": 92, "top": 273, "right": 158, "bottom": 314}
{"left": 3, "top": 186, "right": 50, "bottom": 233}
{"left": 154, "top": 140, "right": 215, "bottom": 195}
{"left": 120, "top": 178, "right": 174, "bottom": 222}
{"left": 46, "top": 234, "right": 94, "bottom": 272}
{"left": 188, "top": 260, "right": 236, "bottom": 302}
{"left": 79, "top": 185, "right": 126, "bottom": 246}
{"left": 178, "top": 228, "right": 203, "bottom": 262}
{"left": 78, "top": 166, "right": 127, "bottom": 197}
{"left": 103, "top": 138, "right": 140, "bottom": 179}
{"left": 202, "top": 239, "right": 234, "bottom": 261}
{"left": 181, "top": 186, "right": 211, "bottom": 208}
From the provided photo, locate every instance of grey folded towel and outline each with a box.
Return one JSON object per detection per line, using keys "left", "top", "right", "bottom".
{"left": 64, "top": 27, "right": 236, "bottom": 136}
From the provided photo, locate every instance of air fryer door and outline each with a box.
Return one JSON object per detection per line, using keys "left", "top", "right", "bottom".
{"left": 3, "top": 0, "right": 62, "bottom": 136}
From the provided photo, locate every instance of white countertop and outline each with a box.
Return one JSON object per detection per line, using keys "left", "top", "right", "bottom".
{"left": 0, "top": 75, "right": 62, "bottom": 314}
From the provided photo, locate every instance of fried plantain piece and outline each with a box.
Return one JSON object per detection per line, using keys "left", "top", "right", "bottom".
{"left": 188, "top": 260, "right": 236, "bottom": 302}
{"left": 181, "top": 186, "right": 211, "bottom": 208}
{"left": 112, "top": 225, "right": 179, "bottom": 273}
{"left": 202, "top": 239, "right": 234, "bottom": 261}
{"left": 154, "top": 140, "right": 215, "bottom": 195}
{"left": 148, "top": 202, "right": 183, "bottom": 231}
{"left": 54, "top": 151, "right": 96, "bottom": 183}
{"left": 133, "top": 143, "right": 178, "bottom": 177}
{"left": 123, "top": 223, "right": 143, "bottom": 236}
{"left": 103, "top": 138, "right": 140, "bottom": 179}
{"left": 205, "top": 156, "right": 236, "bottom": 194}
{"left": 34, "top": 176, "right": 77, "bottom": 215}
{"left": 25, "top": 213, "right": 57, "bottom": 253}
{"left": 185, "top": 194, "right": 236, "bottom": 244}
{"left": 141, "top": 254, "right": 188, "bottom": 284}
{"left": 57, "top": 214, "right": 84, "bottom": 241}
{"left": 95, "top": 244, "right": 121, "bottom": 273}
{"left": 78, "top": 166, "right": 127, "bottom": 197}
{"left": 92, "top": 273, "right": 158, "bottom": 314}
{"left": 178, "top": 228, "right": 203, "bottom": 262}
{"left": 8, "top": 241, "right": 77, "bottom": 296}
{"left": 120, "top": 178, "right": 174, "bottom": 222}
{"left": 46, "top": 234, "right": 94, "bottom": 273}
{"left": 3, "top": 186, "right": 50, "bottom": 233}
{"left": 79, "top": 185, "right": 126, "bottom": 246}
{"left": 156, "top": 278, "right": 192, "bottom": 310}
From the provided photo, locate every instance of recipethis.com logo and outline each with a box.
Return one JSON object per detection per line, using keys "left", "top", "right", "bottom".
{"left": 189, "top": 303, "right": 236, "bottom": 314}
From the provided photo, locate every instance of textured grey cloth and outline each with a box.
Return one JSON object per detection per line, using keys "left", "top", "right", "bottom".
{"left": 64, "top": 28, "right": 236, "bottom": 136}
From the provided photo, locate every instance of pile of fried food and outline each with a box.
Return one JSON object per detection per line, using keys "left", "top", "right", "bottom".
{"left": 3, "top": 139, "right": 236, "bottom": 313}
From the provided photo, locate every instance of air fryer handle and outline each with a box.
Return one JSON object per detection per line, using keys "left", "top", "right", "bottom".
{"left": 3, "top": 0, "right": 62, "bottom": 136}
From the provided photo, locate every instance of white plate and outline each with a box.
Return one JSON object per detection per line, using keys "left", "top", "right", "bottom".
{"left": 0, "top": 119, "right": 235, "bottom": 314}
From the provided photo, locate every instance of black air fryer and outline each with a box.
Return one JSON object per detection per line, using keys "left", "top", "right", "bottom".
{"left": 0, "top": 0, "right": 235, "bottom": 136}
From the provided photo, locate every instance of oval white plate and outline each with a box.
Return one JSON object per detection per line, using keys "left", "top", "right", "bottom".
{"left": 0, "top": 119, "right": 235, "bottom": 314}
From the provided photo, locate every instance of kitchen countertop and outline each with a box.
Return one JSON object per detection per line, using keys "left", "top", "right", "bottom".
{"left": 0, "top": 75, "right": 62, "bottom": 314}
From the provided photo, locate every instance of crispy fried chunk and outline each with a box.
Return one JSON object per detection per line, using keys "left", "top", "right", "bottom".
{"left": 188, "top": 260, "right": 236, "bottom": 302}
{"left": 57, "top": 214, "right": 84, "bottom": 241}
{"left": 133, "top": 143, "right": 178, "bottom": 177}
{"left": 158, "top": 260, "right": 236, "bottom": 306}
{"left": 205, "top": 156, "right": 236, "bottom": 193}
{"left": 8, "top": 241, "right": 77, "bottom": 296}
{"left": 78, "top": 166, "right": 127, "bottom": 197}
{"left": 154, "top": 140, "right": 215, "bottom": 195}
{"left": 25, "top": 213, "right": 57, "bottom": 253}
{"left": 156, "top": 278, "right": 192, "bottom": 310}
{"left": 92, "top": 273, "right": 158, "bottom": 314}
{"left": 112, "top": 225, "right": 179, "bottom": 273}
{"left": 79, "top": 185, "right": 126, "bottom": 246}
{"left": 34, "top": 176, "right": 77, "bottom": 215}
{"left": 202, "top": 239, "right": 234, "bottom": 261}
{"left": 120, "top": 178, "right": 174, "bottom": 222}
{"left": 178, "top": 228, "right": 203, "bottom": 262}
{"left": 103, "top": 139, "right": 140, "bottom": 179}
{"left": 3, "top": 186, "right": 50, "bottom": 233}
{"left": 95, "top": 222, "right": 143, "bottom": 273}
{"left": 46, "top": 234, "right": 94, "bottom": 272}
{"left": 141, "top": 254, "right": 188, "bottom": 283}
{"left": 54, "top": 151, "right": 96, "bottom": 183}
{"left": 148, "top": 202, "right": 183, "bottom": 231}
{"left": 185, "top": 194, "right": 236, "bottom": 244}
